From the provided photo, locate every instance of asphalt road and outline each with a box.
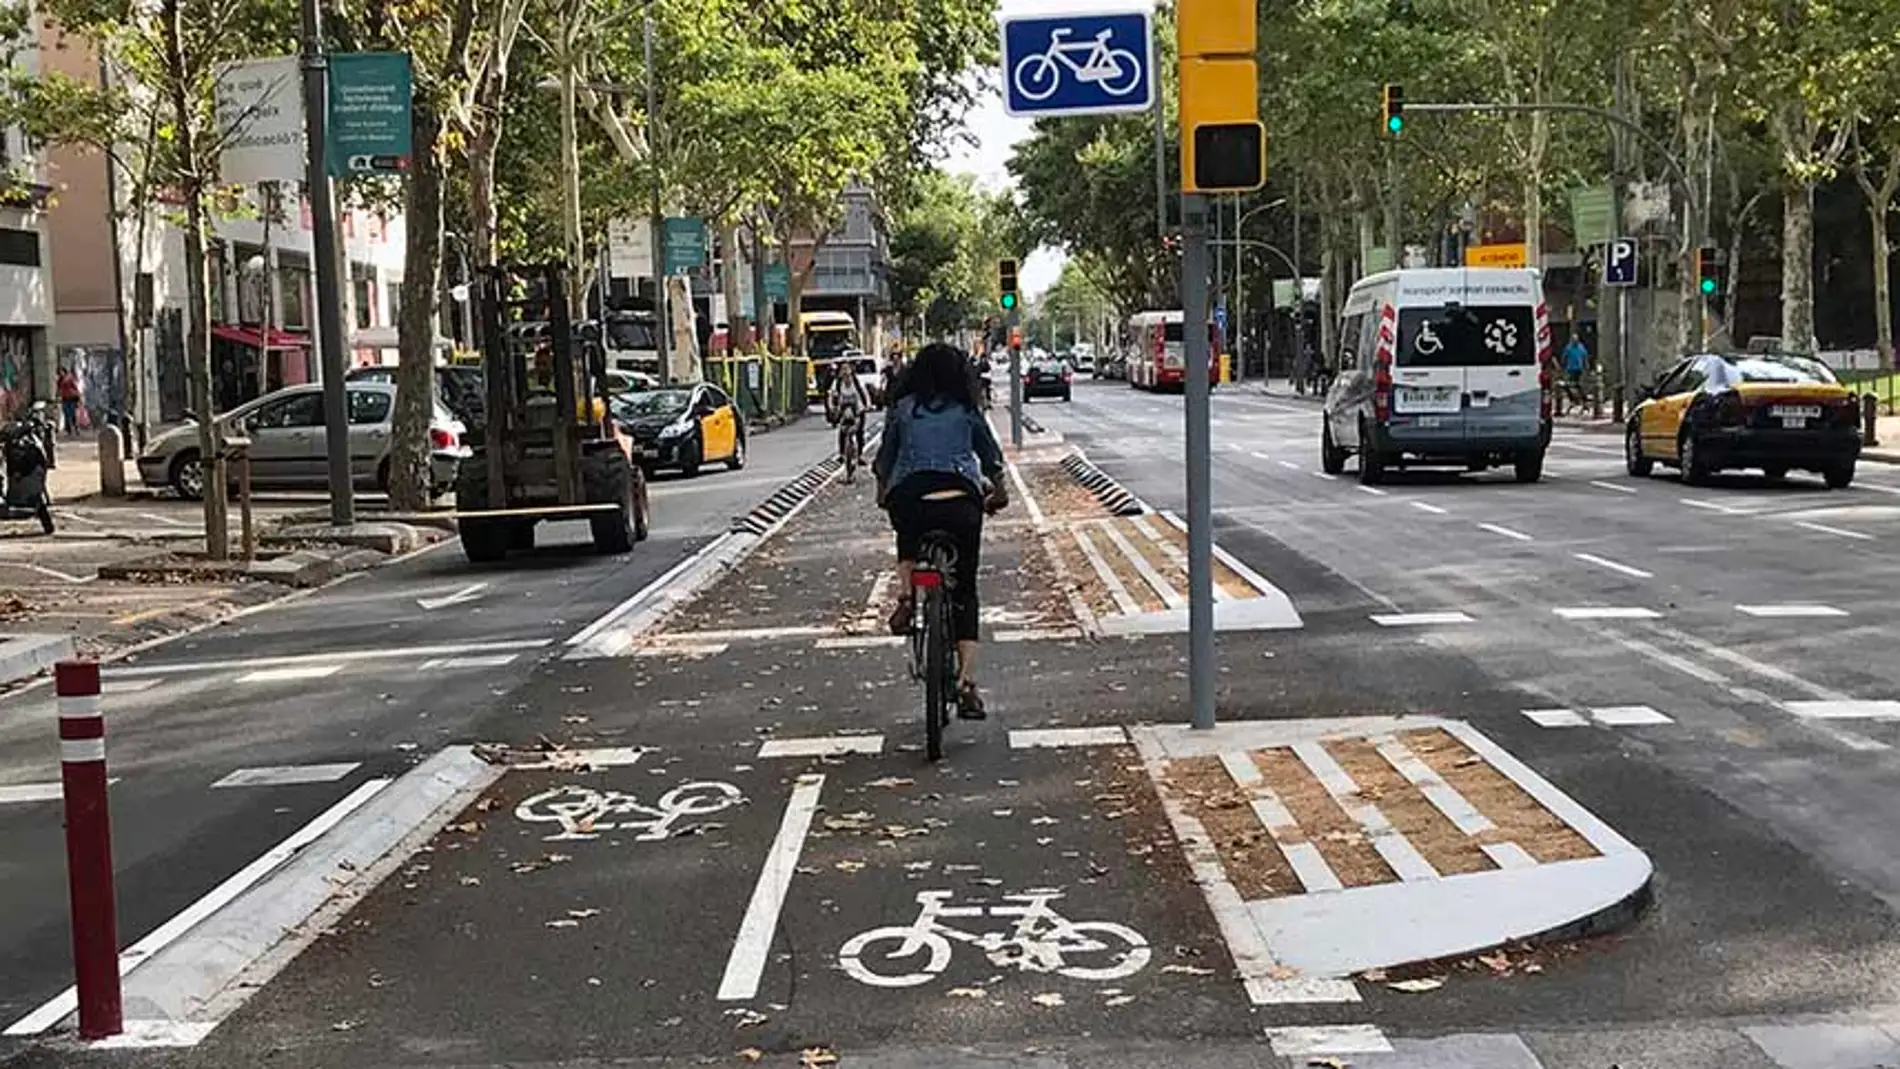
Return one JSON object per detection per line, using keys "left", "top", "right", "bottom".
{"left": 0, "top": 413, "right": 840, "bottom": 1036}
{"left": 13, "top": 385, "right": 1900, "bottom": 1068}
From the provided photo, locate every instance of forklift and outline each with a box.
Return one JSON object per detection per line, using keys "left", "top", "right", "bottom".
{"left": 454, "top": 263, "right": 651, "bottom": 563}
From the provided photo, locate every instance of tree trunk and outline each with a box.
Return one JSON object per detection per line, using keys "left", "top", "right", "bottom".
{"left": 720, "top": 221, "right": 745, "bottom": 351}
{"left": 389, "top": 98, "right": 444, "bottom": 511}
{"left": 1781, "top": 180, "right": 1816, "bottom": 354}
{"left": 1871, "top": 195, "right": 1893, "bottom": 370}
{"left": 162, "top": 0, "right": 225, "bottom": 558}
{"left": 468, "top": 127, "right": 498, "bottom": 266}
{"left": 751, "top": 223, "right": 769, "bottom": 353}
{"left": 1523, "top": 108, "right": 1548, "bottom": 264}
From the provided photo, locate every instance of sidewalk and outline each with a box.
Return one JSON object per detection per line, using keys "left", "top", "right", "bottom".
{"left": 73, "top": 448, "right": 1652, "bottom": 1067}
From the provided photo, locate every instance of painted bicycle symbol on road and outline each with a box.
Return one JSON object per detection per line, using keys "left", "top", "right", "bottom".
{"left": 838, "top": 889, "right": 1150, "bottom": 988}
{"left": 1011, "top": 28, "right": 1143, "bottom": 104}
{"left": 514, "top": 781, "right": 743, "bottom": 841}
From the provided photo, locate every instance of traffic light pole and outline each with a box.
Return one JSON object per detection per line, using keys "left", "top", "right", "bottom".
{"left": 1180, "top": 192, "right": 1216, "bottom": 732}
{"left": 301, "top": 0, "right": 353, "bottom": 528}
{"left": 1006, "top": 306, "right": 1023, "bottom": 449}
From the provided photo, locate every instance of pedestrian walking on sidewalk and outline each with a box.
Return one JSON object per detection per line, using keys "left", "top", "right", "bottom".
{"left": 56, "top": 367, "right": 81, "bottom": 437}
{"left": 1560, "top": 335, "right": 1589, "bottom": 416}
{"left": 875, "top": 342, "right": 1008, "bottom": 720}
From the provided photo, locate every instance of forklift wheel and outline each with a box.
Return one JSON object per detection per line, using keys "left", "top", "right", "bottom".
{"left": 585, "top": 451, "right": 636, "bottom": 554}
{"left": 633, "top": 470, "right": 651, "bottom": 542}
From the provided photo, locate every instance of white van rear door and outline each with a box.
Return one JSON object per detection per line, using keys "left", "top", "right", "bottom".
{"left": 1390, "top": 304, "right": 1468, "bottom": 442}
{"left": 1461, "top": 299, "right": 1543, "bottom": 442}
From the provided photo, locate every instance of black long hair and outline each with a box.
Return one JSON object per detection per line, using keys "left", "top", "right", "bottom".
{"left": 896, "top": 342, "right": 978, "bottom": 411}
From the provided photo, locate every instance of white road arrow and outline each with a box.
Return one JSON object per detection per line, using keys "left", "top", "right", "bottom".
{"left": 417, "top": 582, "right": 489, "bottom": 611}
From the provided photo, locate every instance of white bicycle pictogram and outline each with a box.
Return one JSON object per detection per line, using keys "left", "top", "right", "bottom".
{"left": 837, "top": 889, "right": 1150, "bottom": 988}
{"left": 514, "top": 781, "right": 742, "bottom": 841}
{"left": 1013, "top": 28, "right": 1143, "bottom": 103}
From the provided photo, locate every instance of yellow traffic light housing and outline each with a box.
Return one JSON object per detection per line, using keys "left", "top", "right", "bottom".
{"left": 998, "top": 259, "right": 1019, "bottom": 310}
{"left": 1696, "top": 246, "right": 1721, "bottom": 298}
{"left": 1176, "top": 0, "right": 1255, "bottom": 59}
{"left": 1180, "top": 57, "right": 1264, "bottom": 193}
{"left": 1382, "top": 83, "right": 1404, "bottom": 135}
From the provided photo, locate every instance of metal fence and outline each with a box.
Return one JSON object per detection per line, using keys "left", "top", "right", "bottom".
{"left": 705, "top": 355, "right": 811, "bottom": 422}
{"left": 1839, "top": 369, "right": 1900, "bottom": 416}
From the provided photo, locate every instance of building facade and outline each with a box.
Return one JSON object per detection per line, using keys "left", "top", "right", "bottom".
{"left": 0, "top": 26, "right": 53, "bottom": 419}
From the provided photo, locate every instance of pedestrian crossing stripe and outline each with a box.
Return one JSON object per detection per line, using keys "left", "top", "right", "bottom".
{"left": 1521, "top": 706, "right": 1674, "bottom": 728}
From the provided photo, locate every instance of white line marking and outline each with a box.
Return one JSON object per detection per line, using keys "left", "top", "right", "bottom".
{"left": 563, "top": 531, "right": 738, "bottom": 649}
{"left": 1370, "top": 736, "right": 1494, "bottom": 838}
{"left": 1291, "top": 741, "right": 1438, "bottom": 882}
{"left": 1477, "top": 522, "right": 1533, "bottom": 542}
{"left": 1004, "top": 458, "right": 1048, "bottom": 530}
{"left": 1737, "top": 604, "right": 1848, "bottom": 618}
{"left": 234, "top": 664, "right": 343, "bottom": 684}
{"left": 102, "top": 677, "right": 161, "bottom": 694}
{"left": 1797, "top": 520, "right": 1875, "bottom": 541}
{"left": 110, "top": 639, "right": 552, "bottom": 677}
{"left": 1219, "top": 752, "right": 1343, "bottom": 894}
{"left": 1265, "top": 1024, "right": 1393, "bottom": 1056}
{"left": 1522, "top": 708, "right": 1589, "bottom": 728}
{"left": 1554, "top": 606, "right": 1661, "bottom": 620}
{"left": 651, "top": 625, "right": 835, "bottom": 643}
{"left": 1250, "top": 451, "right": 1273, "bottom": 460}
{"left": 1590, "top": 705, "right": 1674, "bottom": 726}
{"left": 1574, "top": 552, "right": 1655, "bottom": 579}
{"left": 1311, "top": 471, "right": 1338, "bottom": 481}
{"left": 1278, "top": 460, "right": 1301, "bottom": 470}
{"left": 717, "top": 773, "right": 824, "bottom": 1001}
{"left": 1783, "top": 700, "right": 1900, "bottom": 721}
{"left": 1681, "top": 498, "right": 1754, "bottom": 515}
{"left": 757, "top": 735, "right": 884, "bottom": 758}
{"left": 211, "top": 763, "right": 361, "bottom": 789}
{"left": 1355, "top": 485, "right": 1388, "bottom": 497}
{"left": 1590, "top": 479, "right": 1639, "bottom": 494}
{"left": 813, "top": 635, "right": 904, "bottom": 649}
{"left": 993, "top": 626, "right": 1085, "bottom": 642}
{"left": 1607, "top": 633, "right": 1728, "bottom": 684}
{"left": 1370, "top": 611, "right": 1474, "bottom": 627}
{"left": 1409, "top": 501, "right": 1449, "bottom": 515}
{"left": 84, "top": 1020, "right": 220, "bottom": 1049}
{"left": 513, "top": 746, "right": 649, "bottom": 770}
{"left": 14, "top": 562, "right": 94, "bottom": 583}
{"left": 1072, "top": 526, "right": 1143, "bottom": 617}
{"left": 3, "top": 778, "right": 391, "bottom": 1037}
{"left": 1129, "top": 513, "right": 1231, "bottom": 600}
{"left": 0, "top": 782, "right": 64, "bottom": 804}
{"left": 1009, "top": 726, "right": 1128, "bottom": 749}
{"left": 1483, "top": 842, "right": 1540, "bottom": 869}
{"left": 416, "top": 581, "right": 488, "bottom": 611}
{"left": 416, "top": 653, "right": 519, "bottom": 670}
{"left": 1096, "top": 520, "right": 1185, "bottom": 610}
{"left": 634, "top": 643, "right": 729, "bottom": 658}
{"left": 856, "top": 571, "right": 896, "bottom": 632}
{"left": 1858, "top": 481, "right": 1900, "bottom": 496}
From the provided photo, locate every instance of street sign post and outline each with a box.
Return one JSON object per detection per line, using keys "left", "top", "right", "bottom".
{"left": 324, "top": 52, "right": 413, "bottom": 176}
{"left": 1000, "top": 10, "right": 1154, "bottom": 118}
{"left": 763, "top": 263, "right": 789, "bottom": 301}
{"left": 215, "top": 57, "right": 304, "bottom": 185}
{"left": 1605, "top": 238, "right": 1638, "bottom": 287}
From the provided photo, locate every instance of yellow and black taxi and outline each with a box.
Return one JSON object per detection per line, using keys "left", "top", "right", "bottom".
{"left": 1626, "top": 352, "right": 1861, "bottom": 488}
{"left": 611, "top": 382, "right": 746, "bottom": 477}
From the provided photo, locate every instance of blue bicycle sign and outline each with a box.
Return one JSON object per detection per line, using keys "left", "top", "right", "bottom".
{"left": 1001, "top": 11, "right": 1154, "bottom": 118}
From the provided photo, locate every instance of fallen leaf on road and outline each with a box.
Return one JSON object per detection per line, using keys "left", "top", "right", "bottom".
{"left": 944, "top": 863, "right": 982, "bottom": 873}
{"left": 1359, "top": 967, "right": 1388, "bottom": 982}
{"left": 1030, "top": 816, "right": 1059, "bottom": 826}
{"left": 459, "top": 876, "right": 481, "bottom": 887}
{"left": 800, "top": 1048, "right": 840, "bottom": 1067}
{"left": 1036, "top": 838, "right": 1054, "bottom": 846}
{"left": 737, "top": 1049, "right": 764, "bottom": 1063}
{"left": 474, "top": 797, "right": 498, "bottom": 812}
{"left": 904, "top": 861, "right": 934, "bottom": 871}
{"left": 547, "top": 853, "right": 572, "bottom": 864}
{"left": 545, "top": 919, "right": 579, "bottom": 929}
{"left": 1267, "top": 964, "right": 1300, "bottom": 981}
{"left": 1307, "top": 1058, "right": 1350, "bottom": 1069}
{"left": 566, "top": 909, "right": 601, "bottom": 919}
{"left": 725, "top": 1008, "right": 769, "bottom": 1028}
{"left": 586, "top": 977, "right": 601, "bottom": 986}
{"left": 1388, "top": 977, "right": 1445, "bottom": 993}
{"left": 1478, "top": 951, "right": 1512, "bottom": 974}
{"left": 997, "top": 779, "right": 1021, "bottom": 787}
{"left": 1104, "top": 995, "right": 1135, "bottom": 1007}
{"left": 835, "top": 859, "right": 866, "bottom": 872}
{"left": 1523, "top": 962, "right": 1545, "bottom": 974}
{"left": 1030, "top": 992, "right": 1065, "bottom": 1008}
{"left": 1161, "top": 964, "right": 1213, "bottom": 976}
{"left": 991, "top": 809, "right": 1014, "bottom": 817}
{"left": 562, "top": 715, "right": 590, "bottom": 725}
{"left": 330, "top": 1019, "right": 359, "bottom": 1032}
{"left": 946, "top": 987, "right": 987, "bottom": 999}
{"left": 866, "top": 776, "right": 914, "bottom": 788}
{"left": 451, "top": 821, "right": 482, "bottom": 834}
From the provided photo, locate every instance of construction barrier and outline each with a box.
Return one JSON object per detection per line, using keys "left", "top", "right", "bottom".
{"left": 705, "top": 355, "right": 811, "bottom": 422}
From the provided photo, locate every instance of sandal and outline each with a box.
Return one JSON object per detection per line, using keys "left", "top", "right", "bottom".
{"left": 887, "top": 595, "right": 914, "bottom": 636}
{"left": 955, "top": 680, "right": 987, "bottom": 720}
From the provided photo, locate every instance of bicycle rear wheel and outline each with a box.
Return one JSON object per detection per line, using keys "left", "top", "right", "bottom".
{"left": 923, "top": 583, "right": 946, "bottom": 761}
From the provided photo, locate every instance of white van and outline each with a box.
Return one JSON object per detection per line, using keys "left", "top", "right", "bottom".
{"left": 1319, "top": 268, "right": 1551, "bottom": 484}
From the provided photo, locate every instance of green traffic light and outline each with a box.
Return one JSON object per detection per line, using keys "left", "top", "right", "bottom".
{"left": 1001, "top": 292, "right": 1017, "bottom": 310}
{"left": 1700, "top": 278, "right": 1717, "bottom": 295}
{"left": 1387, "top": 116, "right": 1403, "bottom": 133}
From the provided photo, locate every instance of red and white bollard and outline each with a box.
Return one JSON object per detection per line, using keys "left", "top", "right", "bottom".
{"left": 56, "top": 660, "right": 121, "bottom": 1040}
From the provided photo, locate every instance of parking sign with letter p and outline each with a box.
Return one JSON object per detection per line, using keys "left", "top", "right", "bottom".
{"left": 1605, "top": 239, "right": 1638, "bottom": 287}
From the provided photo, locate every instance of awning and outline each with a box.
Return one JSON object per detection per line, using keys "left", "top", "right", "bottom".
{"left": 211, "top": 325, "right": 311, "bottom": 350}
{"left": 351, "top": 325, "right": 454, "bottom": 351}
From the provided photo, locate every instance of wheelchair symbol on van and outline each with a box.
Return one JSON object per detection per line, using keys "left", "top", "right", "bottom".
{"left": 1414, "top": 320, "right": 1444, "bottom": 356}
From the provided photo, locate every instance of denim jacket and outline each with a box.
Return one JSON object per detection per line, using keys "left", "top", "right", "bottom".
{"left": 874, "top": 396, "right": 1005, "bottom": 496}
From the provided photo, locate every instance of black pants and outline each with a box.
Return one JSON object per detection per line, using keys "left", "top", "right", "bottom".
{"left": 890, "top": 485, "right": 984, "bottom": 642}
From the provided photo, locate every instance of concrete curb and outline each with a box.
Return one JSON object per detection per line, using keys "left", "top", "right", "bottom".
{"left": 91, "top": 747, "right": 502, "bottom": 1046}
{"left": 0, "top": 632, "right": 75, "bottom": 688}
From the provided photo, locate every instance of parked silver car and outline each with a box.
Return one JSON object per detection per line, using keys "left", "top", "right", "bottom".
{"left": 137, "top": 382, "right": 470, "bottom": 500}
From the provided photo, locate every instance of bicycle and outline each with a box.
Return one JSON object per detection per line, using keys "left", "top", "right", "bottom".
{"left": 909, "top": 531, "right": 960, "bottom": 761}
{"left": 838, "top": 411, "right": 864, "bottom": 483}
{"left": 1012, "top": 28, "right": 1142, "bottom": 103}
{"left": 837, "top": 889, "right": 1151, "bottom": 988}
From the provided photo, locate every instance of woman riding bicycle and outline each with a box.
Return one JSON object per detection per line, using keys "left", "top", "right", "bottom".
{"left": 827, "top": 362, "right": 870, "bottom": 465}
{"left": 874, "top": 342, "right": 1008, "bottom": 719}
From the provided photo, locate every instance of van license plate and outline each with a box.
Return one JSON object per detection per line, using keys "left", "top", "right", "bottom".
{"left": 1771, "top": 404, "right": 1821, "bottom": 419}
{"left": 1781, "top": 417, "right": 1808, "bottom": 429}
{"left": 1396, "top": 386, "right": 1461, "bottom": 414}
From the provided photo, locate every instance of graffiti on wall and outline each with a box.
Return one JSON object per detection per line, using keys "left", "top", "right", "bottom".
{"left": 58, "top": 346, "right": 126, "bottom": 431}
{"left": 0, "top": 329, "right": 32, "bottom": 420}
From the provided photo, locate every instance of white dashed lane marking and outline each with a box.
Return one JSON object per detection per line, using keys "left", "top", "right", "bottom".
{"left": 1370, "top": 611, "right": 1475, "bottom": 627}
{"left": 211, "top": 763, "right": 361, "bottom": 789}
{"left": 1554, "top": 606, "right": 1661, "bottom": 621}
{"left": 1477, "top": 522, "right": 1534, "bottom": 542}
{"left": 1589, "top": 479, "right": 1639, "bottom": 494}
{"left": 1738, "top": 604, "right": 1848, "bottom": 618}
{"left": 1523, "top": 706, "right": 1674, "bottom": 728}
{"left": 1409, "top": 501, "right": 1449, "bottom": 515}
{"left": 1573, "top": 552, "right": 1655, "bottom": 579}
{"left": 233, "top": 664, "right": 343, "bottom": 684}
{"left": 1796, "top": 520, "right": 1875, "bottom": 542}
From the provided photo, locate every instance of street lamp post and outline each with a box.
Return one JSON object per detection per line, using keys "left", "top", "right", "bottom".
{"left": 1215, "top": 197, "right": 1287, "bottom": 383}
{"left": 643, "top": 10, "right": 670, "bottom": 387}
